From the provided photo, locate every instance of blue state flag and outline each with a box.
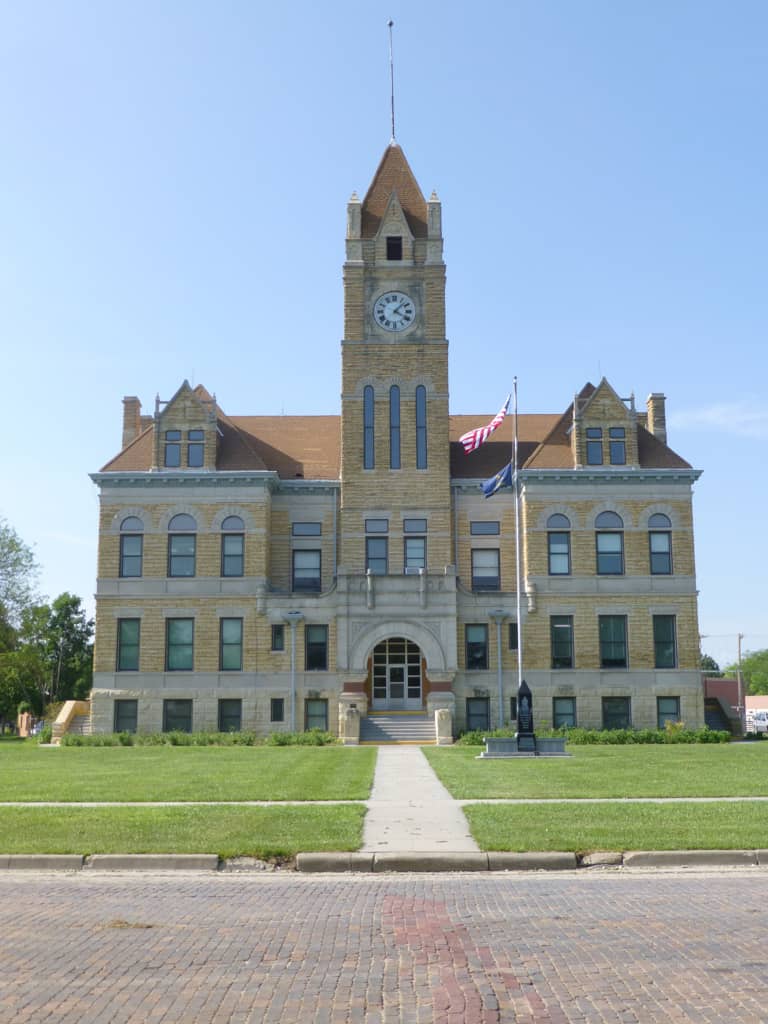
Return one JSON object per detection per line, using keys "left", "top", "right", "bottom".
{"left": 482, "top": 461, "right": 514, "bottom": 498}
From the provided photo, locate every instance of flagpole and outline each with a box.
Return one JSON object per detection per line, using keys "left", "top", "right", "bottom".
{"left": 513, "top": 377, "right": 523, "bottom": 691}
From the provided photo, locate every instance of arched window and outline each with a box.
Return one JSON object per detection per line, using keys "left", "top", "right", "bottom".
{"left": 546, "top": 514, "right": 571, "bottom": 575}
{"left": 595, "top": 511, "right": 624, "bottom": 575}
{"left": 221, "top": 516, "right": 245, "bottom": 577}
{"left": 363, "top": 386, "right": 374, "bottom": 469}
{"left": 119, "top": 517, "right": 143, "bottom": 578}
{"left": 168, "top": 514, "right": 197, "bottom": 578}
{"left": 648, "top": 513, "right": 672, "bottom": 575}
{"left": 389, "top": 385, "right": 401, "bottom": 469}
{"left": 415, "top": 386, "right": 427, "bottom": 468}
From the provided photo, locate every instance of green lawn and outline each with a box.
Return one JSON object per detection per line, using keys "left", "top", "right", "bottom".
{"left": 465, "top": 801, "right": 768, "bottom": 852}
{"left": 0, "top": 743, "right": 376, "bottom": 802}
{"left": 0, "top": 805, "right": 365, "bottom": 858}
{"left": 423, "top": 744, "right": 768, "bottom": 799}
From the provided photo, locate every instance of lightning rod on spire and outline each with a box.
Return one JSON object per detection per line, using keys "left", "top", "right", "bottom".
{"left": 388, "top": 19, "right": 396, "bottom": 142}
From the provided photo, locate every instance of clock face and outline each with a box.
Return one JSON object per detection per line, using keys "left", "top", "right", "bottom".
{"left": 373, "top": 291, "right": 416, "bottom": 333}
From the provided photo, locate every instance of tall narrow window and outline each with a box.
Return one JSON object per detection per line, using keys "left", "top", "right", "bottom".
{"left": 609, "top": 427, "right": 626, "bottom": 465}
{"left": 389, "top": 385, "right": 401, "bottom": 469}
{"left": 363, "top": 386, "right": 375, "bottom": 469}
{"left": 386, "top": 236, "right": 403, "bottom": 260}
{"left": 187, "top": 429, "right": 204, "bottom": 467}
{"left": 305, "top": 625, "right": 328, "bottom": 671}
{"left": 415, "top": 386, "right": 427, "bottom": 468}
{"left": 167, "top": 514, "right": 197, "bottom": 577}
{"left": 657, "top": 696, "right": 680, "bottom": 728}
{"left": 599, "top": 615, "right": 627, "bottom": 668}
{"left": 649, "top": 514, "right": 672, "bottom": 575}
{"left": 166, "top": 619, "right": 194, "bottom": 671}
{"left": 164, "top": 430, "right": 181, "bottom": 467}
{"left": 116, "top": 618, "right": 140, "bottom": 672}
{"left": 550, "top": 616, "right": 574, "bottom": 669}
{"left": 553, "top": 697, "right": 576, "bottom": 728}
{"left": 119, "top": 517, "right": 143, "bottom": 578}
{"left": 595, "top": 511, "right": 624, "bottom": 575}
{"left": 292, "top": 550, "right": 321, "bottom": 592}
{"left": 471, "top": 549, "right": 500, "bottom": 591}
{"left": 465, "top": 625, "right": 489, "bottom": 670}
{"left": 114, "top": 699, "right": 138, "bottom": 734}
{"left": 547, "top": 514, "right": 571, "bottom": 575}
{"left": 219, "top": 618, "right": 243, "bottom": 671}
{"left": 221, "top": 515, "right": 245, "bottom": 577}
{"left": 218, "top": 699, "right": 242, "bottom": 732}
{"left": 366, "top": 537, "right": 388, "bottom": 574}
{"left": 586, "top": 427, "right": 603, "bottom": 465}
{"left": 653, "top": 615, "right": 677, "bottom": 668}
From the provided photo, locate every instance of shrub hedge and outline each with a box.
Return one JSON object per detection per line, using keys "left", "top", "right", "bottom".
{"left": 58, "top": 729, "right": 339, "bottom": 748}
{"left": 456, "top": 725, "right": 731, "bottom": 746}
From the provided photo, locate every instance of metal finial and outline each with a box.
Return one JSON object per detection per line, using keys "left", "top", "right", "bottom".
{"left": 388, "top": 20, "right": 396, "bottom": 142}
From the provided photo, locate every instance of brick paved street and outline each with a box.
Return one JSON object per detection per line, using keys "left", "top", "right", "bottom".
{"left": 2, "top": 871, "right": 768, "bottom": 1023}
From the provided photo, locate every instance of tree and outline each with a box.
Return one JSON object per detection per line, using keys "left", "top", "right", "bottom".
{"left": 700, "top": 653, "right": 722, "bottom": 676}
{"left": 725, "top": 649, "right": 768, "bottom": 695}
{"left": 0, "top": 517, "right": 39, "bottom": 625}
{"left": 16, "top": 593, "right": 94, "bottom": 705}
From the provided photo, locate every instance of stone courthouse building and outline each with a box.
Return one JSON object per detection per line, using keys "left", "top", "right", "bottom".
{"left": 89, "top": 142, "right": 703, "bottom": 740}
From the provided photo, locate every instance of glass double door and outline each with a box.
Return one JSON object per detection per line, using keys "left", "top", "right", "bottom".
{"left": 372, "top": 637, "right": 422, "bottom": 710}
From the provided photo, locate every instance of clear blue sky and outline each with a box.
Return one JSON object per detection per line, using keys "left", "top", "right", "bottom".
{"left": 1, "top": 1, "right": 766, "bottom": 671}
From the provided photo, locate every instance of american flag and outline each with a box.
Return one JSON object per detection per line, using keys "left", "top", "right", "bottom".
{"left": 459, "top": 394, "right": 511, "bottom": 454}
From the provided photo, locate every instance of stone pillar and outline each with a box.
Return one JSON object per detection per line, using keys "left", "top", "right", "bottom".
{"left": 435, "top": 707, "right": 453, "bottom": 745}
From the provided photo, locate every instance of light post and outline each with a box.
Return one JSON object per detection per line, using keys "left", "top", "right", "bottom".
{"left": 282, "top": 611, "right": 305, "bottom": 732}
{"left": 489, "top": 610, "right": 507, "bottom": 729}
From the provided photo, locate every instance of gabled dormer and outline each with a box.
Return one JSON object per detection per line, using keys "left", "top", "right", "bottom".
{"left": 151, "top": 380, "right": 218, "bottom": 471}
{"left": 571, "top": 377, "right": 639, "bottom": 469}
{"left": 374, "top": 192, "right": 416, "bottom": 264}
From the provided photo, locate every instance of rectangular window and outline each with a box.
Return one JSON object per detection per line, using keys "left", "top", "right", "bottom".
{"left": 168, "top": 534, "right": 196, "bottom": 577}
{"left": 363, "top": 386, "right": 375, "bottom": 470}
{"left": 508, "top": 622, "right": 518, "bottom": 651}
{"left": 164, "top": 430, "right": 181, "bottom": 468}
{"left": 386, "top": 236, "right": 403, "bottom": 260}
{"left": 466, "top": 697, "right": 490, "bottom": 732}
{"left": 599, "top": 615, "right": 627, "bottom": 669}
{"left": 271, "top": 624, "right": 285, "bottom": 652}
{"left": 305, "top": 625, "right": 328, "bottom": 671}
{"left": 366, "top": 537, "right": 388, "bottom": 575}
{"left": 116, "top": 618, "right": 140, "bottom": 672}
{"left": 649, "top": 532, "right": 672, "bottom": 575}
{"left": 653, "top": 615, "right": 677, "bottom": 669}
{"left": 465, "top": 624, "right": 489, "bottom": 670}
{"left": 553, "top": 697, "right": 576, "bottom": 728}
{"left": 166, "top": 618, "right": 194, "bottom": 671}
{"left": 470, "top": 521, "right": 500, "bottom": 536}
{"left": 657, "top": 696, "right": 680, "bottom": 728}
{"left": 219, "top": 618, "right": 243, "bottom": 671}
{"left": 187, "top": 429, "right": 204, "bottom": 468}
{"left": 163, "top": 698, "right": 192, "bottom": 733}
{"left": 471, "top": 549, "right": 500, "bottom": 591}
{"left": 305, "top": 698, "right": 328, "bottom": 731}
{"left": 586, "top": 427, "right": 603, "bottom": 465}
{"left": 403, "top": 518, "right": 427, "bottom": 533}
{"left": 609, "top": 427, "right": 626, "bottom": 465}
{"left": 365, "top": 519, "right": 389, "bottom": 533}
{"left": 404, "top": 536, "right": 425, "bottom": 572}
{"left": 602, "top": 696, "right": 631, "bottom": 730}
{"left": 221, "top": 533, "right": 244, "bottom": 577}
{"left": 596, "top": 532, "right": 624, "bottom": 575}
{"left": 218, "top": 698, "right": 242, "bottom": 732}
{"left": 270, "top": 697, "right": 285, "bottom": 723}
{"left": 550, "top": 616, "right": 574, "bottom": 669}
{"left": 548, "top": 532, "right": 570, "bottom": 575}
{"left": 292, "top": 550, "right": 321, "bottom": 592}
{"left": 510, "top": 696, "right": 518, "bottom": 721}
{"left": 114, "top": 699, "right": 138, "bottom": 734}
{"left": 119, "top": 534, "right": 143, "bottom": 578}
{"left": 292, "top": 522, "right": 322, "bottom": 536}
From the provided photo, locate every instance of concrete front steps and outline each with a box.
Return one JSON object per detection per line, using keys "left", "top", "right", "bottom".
{"left": 359, "top": 712, "right": 435, "bottom": 745}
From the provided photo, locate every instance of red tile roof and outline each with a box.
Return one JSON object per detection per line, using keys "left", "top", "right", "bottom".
{"left": 361, "top": 144, "right": 428, "bottom": 239}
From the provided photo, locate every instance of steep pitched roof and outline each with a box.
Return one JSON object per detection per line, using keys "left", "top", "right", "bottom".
{"left": 449, "top": 415, "right": 560, "bottom": 478}
{"left": 361, "top": 143, "right": 428, "bottom": 239}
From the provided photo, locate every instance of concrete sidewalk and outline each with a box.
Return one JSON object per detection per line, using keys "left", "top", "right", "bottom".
{"left": 362, "top": 746, "right": 479, "bottom": 853}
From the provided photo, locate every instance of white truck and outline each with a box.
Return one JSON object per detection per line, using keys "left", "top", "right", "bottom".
{"left": 746, "top": 710, "right": 768, "bottom": 735}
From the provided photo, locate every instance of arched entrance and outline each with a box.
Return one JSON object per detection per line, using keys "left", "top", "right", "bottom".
{"left": 372, "top": 637, "right": 423, "bottom": 710}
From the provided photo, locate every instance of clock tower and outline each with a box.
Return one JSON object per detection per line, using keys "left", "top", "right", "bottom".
{"left": 339, "top": 143, "right": 452, "bottom": 575}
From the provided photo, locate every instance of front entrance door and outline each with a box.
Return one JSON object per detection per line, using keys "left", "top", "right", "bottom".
{"left": 372, "top": 637, "right": 422, "bottom": 710}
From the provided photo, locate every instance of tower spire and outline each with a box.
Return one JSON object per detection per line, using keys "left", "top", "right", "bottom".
{"left": 388, "top": 19, "right": 396, "bottom": 143}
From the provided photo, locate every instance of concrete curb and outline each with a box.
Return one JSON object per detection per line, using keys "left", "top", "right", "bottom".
{"left": 87, "top": 854, "right": 220, "bottom": 871}
{"left": 372, "top": 852, "right": 490, "bottom": 873}
{"left": 622, "top": 850, "right": 758, "bottom": 869}
{"left": 0, "top": 855, "right": 84, "bottom": 870}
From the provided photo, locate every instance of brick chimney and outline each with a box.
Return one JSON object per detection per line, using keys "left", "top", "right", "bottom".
{"left": 646, "top": 393, "right": 667, "bottom": 445}
{"left": 122, "top": 396, "right": 142, "bottom": 449}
